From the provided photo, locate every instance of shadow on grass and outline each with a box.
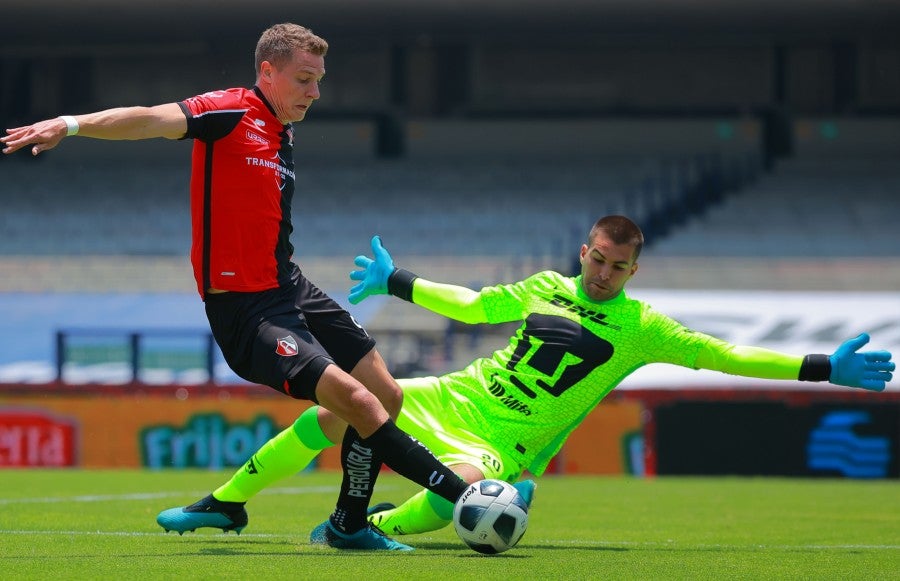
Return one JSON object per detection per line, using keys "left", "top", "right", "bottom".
{"left": 514, "top": 542, "right": 630, "bottom": 553}
{"left": 158, "top": 536, "right": 633, "bottom": 557}
{"left": 387, "top": 540, "right": 631, "bottom": 554}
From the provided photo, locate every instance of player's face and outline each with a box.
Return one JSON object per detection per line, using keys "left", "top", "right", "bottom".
{"left": 578, "top": 233, "right": 638, "bottom": 302}
{"left": 259, "top": 49, "right": 325, "bottom": 124}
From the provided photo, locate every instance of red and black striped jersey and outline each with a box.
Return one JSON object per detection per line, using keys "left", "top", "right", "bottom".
{"left": 179, "top": 87, "right": 296, "bottom": 299}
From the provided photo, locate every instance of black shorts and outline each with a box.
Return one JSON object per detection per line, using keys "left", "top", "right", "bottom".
{"left": 204, "top": 266, "right": 376, "bottom": 400}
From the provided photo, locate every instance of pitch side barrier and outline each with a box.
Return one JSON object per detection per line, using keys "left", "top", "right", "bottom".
{"left": 51, "top": 327, "right": 441, "bottom": 386}
{"left": 55, "top": 327, "right": 217, "bottom": 385}
{"left": 612, "top": 388, "right": 900, "bottom": 479}
{"left": 0, "top": 381, "right": 896, "bottom": 478}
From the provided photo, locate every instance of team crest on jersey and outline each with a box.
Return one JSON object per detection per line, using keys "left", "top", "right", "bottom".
{"left": 273, "top": 152, "right": 293, "bottom": 191}
{"left": 276, "top": 336, "right": 299, "bottom": 357}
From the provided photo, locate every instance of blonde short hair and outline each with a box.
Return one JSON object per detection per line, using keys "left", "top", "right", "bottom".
{"left": 255, "top": 23, "right": 328, "bottom": 74}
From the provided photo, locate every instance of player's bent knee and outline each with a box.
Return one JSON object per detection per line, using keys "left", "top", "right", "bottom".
{"left": 350, "top": 349, "right": 403, "bottom": 417}
{"left": 314, "top": 367, "right": 389, "bottom": 436}
{"left": 377, "top": 382, "right": 403, "bottom": 418}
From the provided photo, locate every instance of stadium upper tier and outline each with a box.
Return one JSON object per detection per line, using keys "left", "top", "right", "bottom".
{"left": 1, "top": 150, "right": 899, "bottom": 298}
{"left": 2, "top": 152, "right": 897, "bottom": 259}
{"left": 653, "top": 156, "right": 900, "bottom": 258}
{"left": 0, "top": 154, "right": 708, "bottom": 258}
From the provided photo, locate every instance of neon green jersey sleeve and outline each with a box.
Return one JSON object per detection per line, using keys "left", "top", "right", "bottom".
{"left": 694, "top": 339, "right": 803, "bottom": 380}
{"left": 411, "top": 278, "right": 489, "bottom": 324}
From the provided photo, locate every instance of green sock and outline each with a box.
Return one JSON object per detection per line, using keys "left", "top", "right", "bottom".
{"left": 369, "top": 489, "right": 454, "bottom": 535}
{"left": 214, "top": 406, "right": 335, "bottom": 502}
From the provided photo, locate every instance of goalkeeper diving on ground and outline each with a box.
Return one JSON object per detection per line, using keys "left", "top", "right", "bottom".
{"left": 157, "top": 215, "right": 894, "bottom": 549}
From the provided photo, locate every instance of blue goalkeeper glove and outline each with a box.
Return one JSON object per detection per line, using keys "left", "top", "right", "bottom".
{"left": 829, "top": 333, "right": 894, "bottom": 391}
{"left": 349, "top": 235, "right": 395, "bottom": 305}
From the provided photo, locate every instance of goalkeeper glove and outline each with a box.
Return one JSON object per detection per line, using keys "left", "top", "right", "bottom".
{"left": 349, "top": 235, "right": 395, "bottom": 304}
{"left": 828, "top": 333, "right": 894, "bottom": 392}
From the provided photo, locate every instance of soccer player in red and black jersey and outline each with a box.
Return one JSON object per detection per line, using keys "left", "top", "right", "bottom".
{"left": 2, "top": 22, "right": 466, "bottom": 551}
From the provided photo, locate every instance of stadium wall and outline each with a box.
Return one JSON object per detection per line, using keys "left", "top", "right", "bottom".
{"left": 1, "top": 384, "right": 896, "bottom": 479}
{"left": 616, "top": 389, "right": 900, "bottom": 479}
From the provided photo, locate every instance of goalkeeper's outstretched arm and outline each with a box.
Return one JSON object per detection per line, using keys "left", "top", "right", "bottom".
{"left": 695, "top": 334, "right": 894, "bottom": 392}
{"left": 349, "top": 235, "right": 488, "bottom": 324}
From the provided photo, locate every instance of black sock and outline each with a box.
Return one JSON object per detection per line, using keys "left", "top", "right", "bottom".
{"left": 330, "top": 426, "right": 382, "bottom": 534}
{"left": 363, "top": 419, "right": 467, "bottom": 504}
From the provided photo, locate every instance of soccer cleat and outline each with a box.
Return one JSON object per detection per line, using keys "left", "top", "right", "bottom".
{"left": 368, "top": 501, "right": 397, "bottom": 516}
{"left": 156, "top": 494, "right": 248, "bottom": 535}
{"left": 365, "top": 501, "right": 397, "bottom": 529}
{"left": 513, "top": 479, "right": 537, "bottom": 509}
{"left": 309, "top": 519, "right": 414, "bottom": 551}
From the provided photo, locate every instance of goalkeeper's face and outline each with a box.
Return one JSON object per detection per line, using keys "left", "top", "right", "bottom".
{"left": 578, "top": 234, "right": 638, "bottom": 302}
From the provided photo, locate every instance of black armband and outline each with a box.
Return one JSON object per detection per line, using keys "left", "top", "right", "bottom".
{"left": 798, "top": 354, "right": 831, "bottom": 382}
{"left": 387, "top": 268, "right": 418, "bottom": 303}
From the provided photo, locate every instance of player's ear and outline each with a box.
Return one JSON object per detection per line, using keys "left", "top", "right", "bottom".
{"left": 259, "top": 61, "right": 274, "bottom": 81}
{"left": 579, "top": 244, "right": 588, "bottom": 263}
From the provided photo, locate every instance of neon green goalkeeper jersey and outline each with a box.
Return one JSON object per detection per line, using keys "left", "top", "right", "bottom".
{"left": 417, "top": 270, "right": 803, "bottom": 476}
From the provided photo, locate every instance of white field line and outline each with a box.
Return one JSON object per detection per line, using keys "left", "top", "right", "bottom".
{"left": 0, "top": 485, "right": 339, "bottom": 505}
{"left": 539, "top": 539, "right": 900, "bottom": 551}
{"left": 0, "top": 529, "right": 294, "bottom": 538}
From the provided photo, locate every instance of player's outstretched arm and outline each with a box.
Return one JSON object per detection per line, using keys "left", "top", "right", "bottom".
{"left": 2, "top": 103, "right": 187, "bottom": 156}
{"left": 696, "top": 333, "right": 893, "bottom": 391}
{"left": 349, "top": 235, "right": 486, "bottom": 323}
{"left": 827, "top": 333, "right": 894, "bottom": 391}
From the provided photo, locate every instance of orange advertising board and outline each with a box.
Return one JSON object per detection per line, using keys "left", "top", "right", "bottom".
{"left": 0, "top": 385, "right": 316, "bottom": 469}
{"left": 547, "top": 398, "right": 644, "bottom": 475}
{"left": 0, "top": 384, "right": 642, "bottom": 474}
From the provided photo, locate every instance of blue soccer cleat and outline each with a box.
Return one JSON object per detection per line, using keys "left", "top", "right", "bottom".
{"left": 309, "top": 519, "right": 414, "bottom": 551}
{"left": 156, "top": 494, "right": 248, "bottom": 535}
{"left": 513, "top": 479, "right": 537, "bottom": 508}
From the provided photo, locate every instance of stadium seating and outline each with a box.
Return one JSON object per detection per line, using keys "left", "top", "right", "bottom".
{"left": 1, "top": 161, "right": 190, "bottom": 256}
{"left": 654, "top": 156, "right": 900, "bottom": 258}
{"left": 0, "top": 155, "right": 684, "bottom": 259}
{"left": 2, "top": 121, "right": 897, "bottom": 287}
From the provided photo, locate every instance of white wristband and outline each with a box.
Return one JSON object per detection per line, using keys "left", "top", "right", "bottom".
{"left": 59, "top": 115, "right": 79, "bottom": 136}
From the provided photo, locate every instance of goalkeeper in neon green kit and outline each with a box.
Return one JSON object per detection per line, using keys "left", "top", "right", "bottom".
{"left": 158, "top": 215, "right": 894, "bottom": 545}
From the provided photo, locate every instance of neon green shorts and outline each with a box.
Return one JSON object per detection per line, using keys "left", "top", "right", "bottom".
{"left": 396, "top": 376, "right": 522, "bottom": 483}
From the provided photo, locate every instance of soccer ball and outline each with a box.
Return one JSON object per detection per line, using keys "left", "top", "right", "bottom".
{"left": 452, "top": 479, "right": 529, "bottom": 554}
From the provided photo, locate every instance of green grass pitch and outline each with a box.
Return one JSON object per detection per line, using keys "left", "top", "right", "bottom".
{"left": 1, "top": 470, "right": 897, "bottom": 580}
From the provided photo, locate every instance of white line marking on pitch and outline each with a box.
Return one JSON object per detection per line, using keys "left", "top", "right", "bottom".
{"left": 0, "top": 485, "right": 341, "bottom": 505}
{"left": 0, "top": 530, "right": 292, "bottom": 538}
{"left": 540, "top": 539, "right": 900, "bottom": 551}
